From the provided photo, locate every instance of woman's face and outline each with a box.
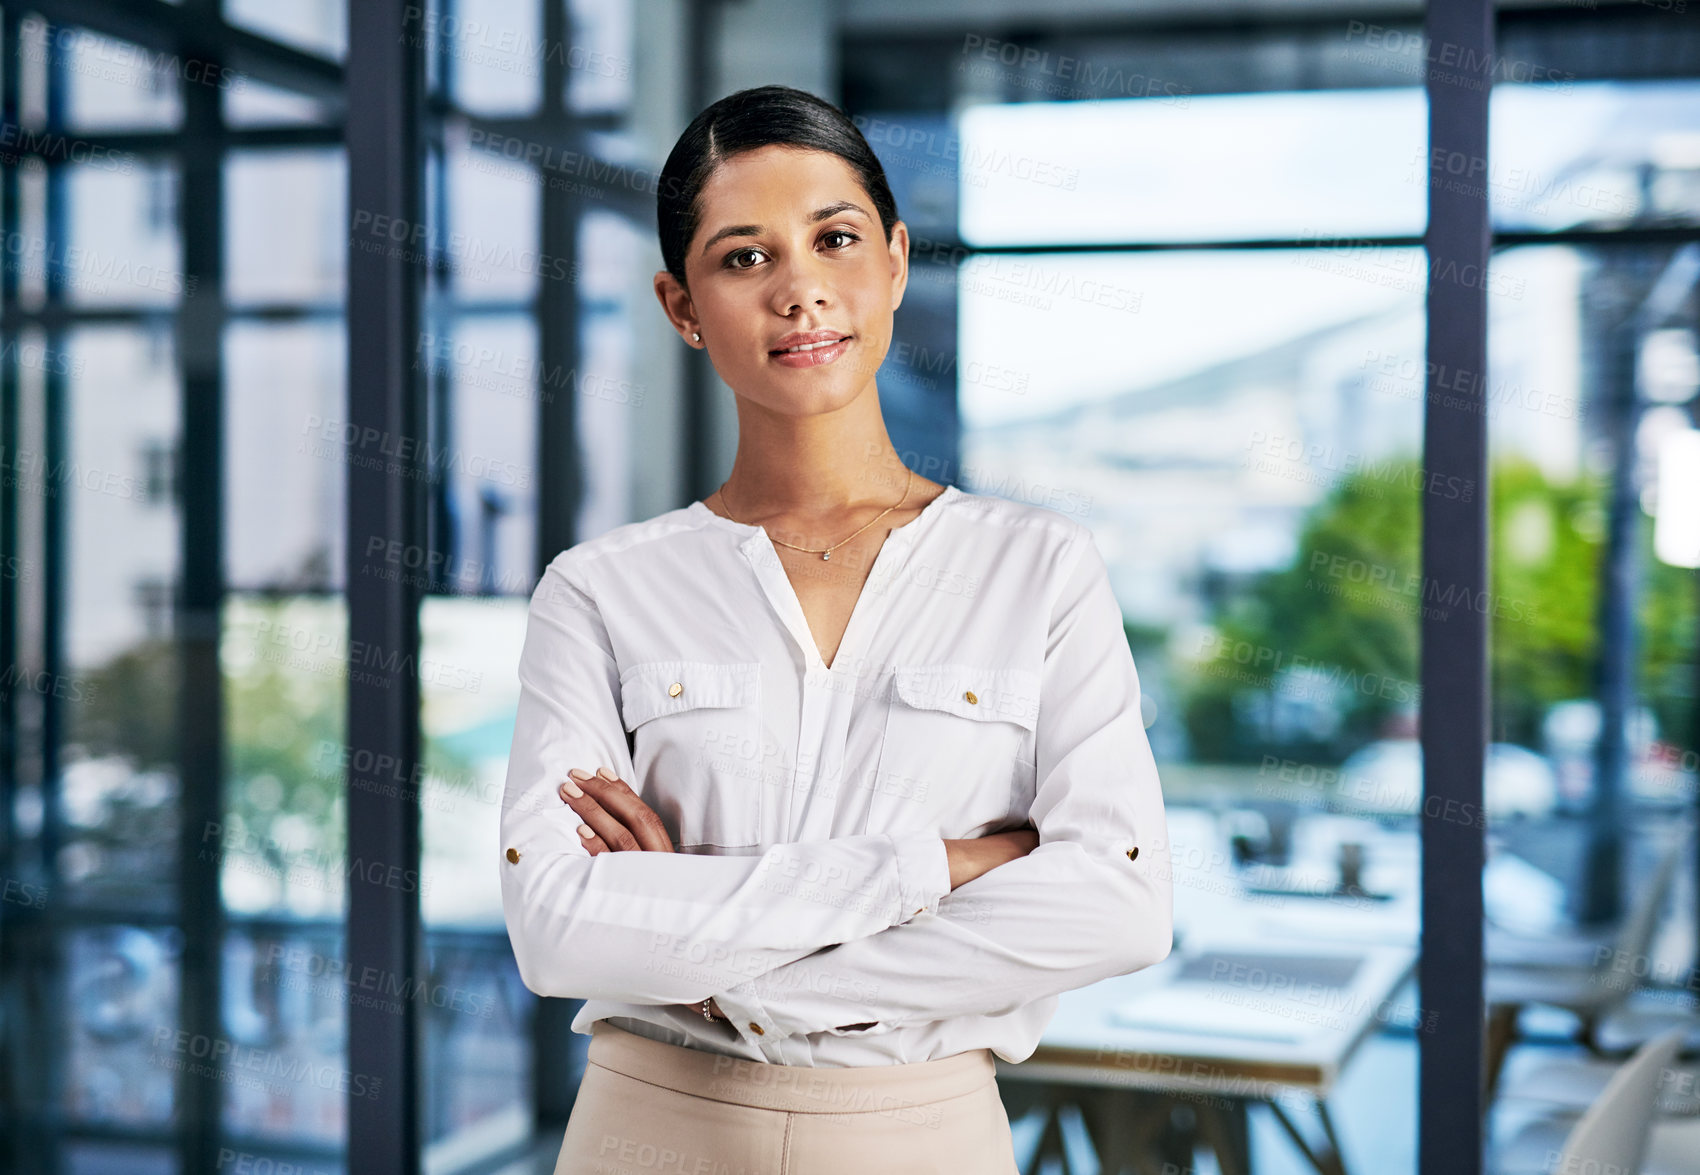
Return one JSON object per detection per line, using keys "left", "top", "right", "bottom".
{"left": 655, "top": 144, "right": 909, "bottom": 418}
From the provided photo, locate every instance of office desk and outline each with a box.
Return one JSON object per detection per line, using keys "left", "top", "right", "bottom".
{"left": 997, "top": 937, "right": 1417, "bottom": 1174}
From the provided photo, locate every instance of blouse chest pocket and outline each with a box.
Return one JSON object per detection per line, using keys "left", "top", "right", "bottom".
{"left": 618, "top": 660, "right": 765, "bottom": 850}
{"left": 860, "top": 663, "right": 1041, "bottom": 839}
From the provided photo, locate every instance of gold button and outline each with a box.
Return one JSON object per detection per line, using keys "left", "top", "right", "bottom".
{"left": 1126, "top": 846, "right": 1139, "bottom": 861}
{"left": 668, "top": 681, "right": 683, "bottom": 697}
{"left": 506, "top": 848, "right": 521, "bottom": 864}
{"left": 748, "top": 1022, "right": 764, "bottom": 1035}
{"left": 964, "top": 690, "right": 978, "bottom": 704}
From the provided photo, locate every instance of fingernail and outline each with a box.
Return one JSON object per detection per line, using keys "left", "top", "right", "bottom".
{"left": 596, "top": 767, "right": 618, "bottom": 782}
{"left": 567, "top": 768, "right": 592, "bottom": 782}
{"left": 577, "top": 824, "right": 595, "bottom": 839}
{"left": 561, "top": 778, "right": 584, "bottom": 798}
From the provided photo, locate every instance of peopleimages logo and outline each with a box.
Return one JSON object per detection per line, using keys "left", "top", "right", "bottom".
{"left": 1306, "top": 549, "right": 1537, "bottom": 626}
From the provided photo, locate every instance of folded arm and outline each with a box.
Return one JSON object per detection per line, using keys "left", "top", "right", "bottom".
{"left": 711, "top": 530, "right": 1173, "bottom": 1049}
{"left": 498, "top": 554, "right": 953, "bottom": 1005}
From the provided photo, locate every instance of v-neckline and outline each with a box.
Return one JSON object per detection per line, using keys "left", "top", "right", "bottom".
{"left": 690, "top": 484, "right": 961, "bottom": 672}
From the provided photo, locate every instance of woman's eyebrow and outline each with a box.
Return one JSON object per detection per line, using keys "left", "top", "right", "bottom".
{"left": 698, "top": 201, "right": 872, "bottom": 255}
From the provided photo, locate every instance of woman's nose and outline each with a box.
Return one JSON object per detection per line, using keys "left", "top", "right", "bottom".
{"left": 770, "top": 256, "right": 832, "bottom": 315}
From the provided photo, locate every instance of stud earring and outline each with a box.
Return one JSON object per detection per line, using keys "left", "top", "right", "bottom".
{"left": 692, "top": 332, "right": 701, "bottom": 343}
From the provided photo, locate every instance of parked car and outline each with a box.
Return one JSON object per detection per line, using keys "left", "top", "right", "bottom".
{"left": 1542, "top": 700, "right": 1698, "bottom": 811}
{"left": 1330, "top": 738, "right": 1558, "bottom": 821}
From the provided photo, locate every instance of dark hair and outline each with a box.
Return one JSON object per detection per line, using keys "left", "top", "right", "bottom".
{"left": 656, "top": 84, "right": 901, "bottom": 286}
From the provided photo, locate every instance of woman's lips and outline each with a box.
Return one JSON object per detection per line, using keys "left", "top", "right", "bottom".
{"left": 769, "top": 336, "right": 851, "bottom": 369}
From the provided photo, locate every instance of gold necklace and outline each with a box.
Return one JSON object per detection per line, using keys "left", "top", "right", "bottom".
{"left": 717, "top": 467, "right": 914, "bottom": 562}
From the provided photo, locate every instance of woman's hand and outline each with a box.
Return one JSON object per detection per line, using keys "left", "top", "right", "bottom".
{"left": 559, "top": 767, "right": 675, "bottom": 854}
{"left": 943, "top": 826, "right": 1039, "bottom": 890}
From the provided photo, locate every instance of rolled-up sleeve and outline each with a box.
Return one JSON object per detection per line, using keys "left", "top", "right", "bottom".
{"left": 710, "top": 529, "right": 1172, "bottom": 1045}
{"left": 498, "top": 553, "right": 953, "bottom": 1005}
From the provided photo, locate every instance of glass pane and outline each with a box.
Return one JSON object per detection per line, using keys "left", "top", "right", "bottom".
{"left": 1492, "top": 80, "right": 1700, "bottom": 233}
{"left": 225, "top": 78, "right": 336, "bottom": 127}
{"left": 421, "top": 931, "right": 532, "bottom": 1159}
{"left": 566, "top": 0, "right": 634, "bottom": 115}
{"left": 62, "top": 325, "right": 182, "bottom": 911}
{"left": 1484, "top": 241, "right": 1698, "bottom": 921}
{"left": 573, "top": 209, "right": 647, "bottom": 542}
{"left": 444, "top": 0, "right": 542, "bottom": 116}
{"left": 226, "top": 149, "right": 346, "bottom": 307}
{"left": 437, "top": 316, "right": 538, "bottom": 594}
{"left": 225, "top": 321, "right": 347, "bottom": 591}
{"left": 64, "top": 161, "right": 184, "bottom": 308}
{"left": 420, "top": 595, "right": 529, "bottom": 925}
{"left": 444, "top": 129, "right": 540, "bottom": 303}
{"left": 221, "top": 922, "right": 348, "bottom": 1147}
{"left": 47, "top": 24, "right": 183, "bottom": 131}
{"left": 65, "top": 1142, "right": 179, "bottom": 1175}
{"left": 223, "top": 0, "right": 346, "bottom": 61}
{"left": 419, "top": 596, "right": 533, "bottom": 1155}
{"left": 68, "top": 925, "right": 180, "bottom": 1126}
{"left": 1481, "top": 242, "right": 1699, "bottom": 1162}
{"left": 220, "top": 595, "right": 347, "bottom": 919}
{"left": 961, "top": 247, "right": 1428, "bottom": 1171}
{"left": 958, "top": 89, "right": 1427, "bottom": 245}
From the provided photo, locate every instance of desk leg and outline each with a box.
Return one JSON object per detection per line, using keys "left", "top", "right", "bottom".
{"left": 1013, "top": 1089, "right": 1068, "bottom": 1175}
{"left": 1485, "top": 1001, "right": 1520, "bottom": 1100}
{"left": 1193, "top": 1098, "right": 1251, "bottom": 1175}
{"left": 1314, "top": 1099, "right": 1348, "bottom": 1175}
{"left": 1265, "top": 1097, "right": 1348, "bottom": 1175}
{"left": 1076, "top": 1089, "right": 1189, "bottom": 1175}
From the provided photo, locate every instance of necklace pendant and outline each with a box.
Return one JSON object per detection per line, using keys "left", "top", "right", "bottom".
{"left": 821, "top": 549, "right": 831, "bottom": 561}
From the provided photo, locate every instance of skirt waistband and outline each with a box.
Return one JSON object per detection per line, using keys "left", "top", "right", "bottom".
{"left": 585, "top": 1021, "right": 995, "bottom": 1114}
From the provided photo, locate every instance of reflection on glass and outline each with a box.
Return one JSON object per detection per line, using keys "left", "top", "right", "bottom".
{"left": 959, "top": 88, "right": 1427, "bottom": 246}
{"left": 220, "top": 596, "right": 346, "bottom": 918}
{"left": 61, "top": 326, "right": 182, "bottom": 910}
{"left": 224, "top": 321, "right": 347, "bottom": 591}
{"left": 1492, "top": 81, "right": 1700, "bottom": 233}
{"left": 225, "top": 150, "right": 346, "bottom": 307}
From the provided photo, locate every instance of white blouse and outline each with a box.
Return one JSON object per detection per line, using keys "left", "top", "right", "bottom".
{"left": 498, "top": 482, "right": 1172, "bottom": 1067}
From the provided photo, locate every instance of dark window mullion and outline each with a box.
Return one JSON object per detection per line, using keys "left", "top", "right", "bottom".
{"left": 1419, "top": 2, "right": 1493, "bottom": 1173}
{"left": 345, "top": 3, "right": 426, "bottom": 1172}
{"left": 173, "top": 0, "right": 226, "bottom": 1169}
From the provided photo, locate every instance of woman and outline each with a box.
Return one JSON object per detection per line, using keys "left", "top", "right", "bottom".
{"left": 497, "top": 84, "right": 1172, "bottom": 1173}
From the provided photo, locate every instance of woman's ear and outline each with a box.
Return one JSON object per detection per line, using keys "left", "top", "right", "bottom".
{"left": 652, "top": 269, "right": 700, "bottom": 345}
{"left": 887, "top": 220, "right": 910, "bottom": 313}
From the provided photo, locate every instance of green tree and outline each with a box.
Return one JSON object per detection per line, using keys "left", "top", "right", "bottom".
{"left": 1181, "top": 455, "right": 1696, "bottom": 763}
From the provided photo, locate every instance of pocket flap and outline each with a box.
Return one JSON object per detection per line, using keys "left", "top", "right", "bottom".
{"left": 892, "top": 664, "right": 1041, "bottom": 732}
{"left": 618, "top": 661, "right": 761, "bottom": 731}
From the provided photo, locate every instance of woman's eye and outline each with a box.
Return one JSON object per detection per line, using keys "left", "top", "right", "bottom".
{"left": 822, "top": 230, "right": 860, "bottom": 249}
{"left": 726, "top": 248, "right": 765, "bottom": 269}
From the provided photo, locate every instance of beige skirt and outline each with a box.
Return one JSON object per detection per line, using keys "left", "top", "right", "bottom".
{"left": 554, "top": 1020, "right": 1021, "bottom": 1174}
